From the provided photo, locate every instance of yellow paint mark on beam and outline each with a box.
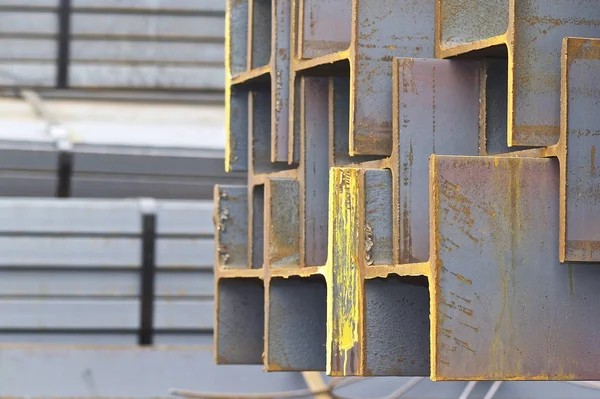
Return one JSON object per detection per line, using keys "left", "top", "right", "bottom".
{"left": 326, "top": 168, "right": 364, "bottom": 376}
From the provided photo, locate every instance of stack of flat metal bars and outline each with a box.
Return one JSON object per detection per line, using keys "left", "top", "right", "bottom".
{"left": 0, "top": 96, "right": 244, "bottom": 199}
{"left": 215, "top": 0, "right": 600, "bottom": 381}
{"left": 0, "top": 0, "right": 225, "bottom": 91}
{"left": 0, "top": 198, "right": 214, "bottom": 345}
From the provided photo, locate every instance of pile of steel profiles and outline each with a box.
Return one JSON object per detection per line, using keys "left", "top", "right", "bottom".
{"left": 0, "top": 97, "right": 244, "bottom": 199}
{"left": 216, "top": 0, "right": 600, "bottom": 380}
{"left": 0, "top": 0, "right": 225, "bottom": 91}
{"left": 0, "top": 197, "right": 215, "bottom": 345}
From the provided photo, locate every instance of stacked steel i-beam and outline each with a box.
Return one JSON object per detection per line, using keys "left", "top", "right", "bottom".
{"left": 215, "top": 0, "right": 600, "bottom": 380}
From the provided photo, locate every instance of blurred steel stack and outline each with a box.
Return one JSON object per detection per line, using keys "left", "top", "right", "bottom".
{"left": 0, "top": 0, "right": 225, "bottom": 91}
{"left": 0, "top": 198, "right": 214, "bottom": 345}
{"left": 0, "top": 96, "right": 243, "bottom": 198}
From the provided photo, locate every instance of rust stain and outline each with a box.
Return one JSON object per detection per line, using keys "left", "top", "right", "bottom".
{"left": 439, "top": 311, "right": 453, "bottom": 324}
{"left": 278, "top": 48, "right": 287, "bottom": 61}
{"left": 523, "top": 16, "right": 600, "bottom": 30}
{"left": 566, "top": 240, "right": 600, "bottom": 261}
{"left": 450, "top": 271, "right": 472, "bottom": 285}
{"left": 459, "top": 320, "right": 479, "bottom": 333}
{"left": 457, "top": 304, "right": 473, "bottom": 317}
{"left": 570, "top": 39, "right": 600, "bottom": 61}
{"left": 439, "top": 177, "right": 482, "bottom": 244}
{"left": 515, "top": 125, "right": 560, "bottom": 138}
{"left": 569, "top": 128, "right": 600, "bottom": 137}
{"left": 453, "top": 337, "right": 476, "bottom": 355}
{"left": 450, "top": 292, "right": 471, "bottom": 304}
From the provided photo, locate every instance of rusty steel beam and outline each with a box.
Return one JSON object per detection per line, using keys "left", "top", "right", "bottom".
{"left": 218, "top": 0, "right": 600, "bottom": 381}
{"left": 559, "top": 37, "right": 600, "bottom": 262}
{"left": 436, "top": 0, "right": 600, "bottom": 148}
{"left": 485, "top": 37, "right": 600, "bottom": 263}
{"left": 288, "top": 0, "right": 436, "bottom": 160}
{"left": 393, "top": 57, "right": 481, "bottom": 264}
{"left": 225, "top": 0, "right": 291, "bottom": 170}
{"left": 428, "top": 156, "right": 600, "bottom": 380}
{"left": 325, "top": 57, "right": 483, "bottom": 376}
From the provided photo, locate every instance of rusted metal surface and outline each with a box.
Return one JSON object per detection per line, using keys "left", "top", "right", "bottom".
{"left": 271, "top": 0, "right": 292, "bottom": 163}
{"left": 219, "top": 0, "right": 600, "bottom": 381}
{"left": 266, "top": 178, "right": 300, "bottom": 267}
{"left": 350, "top": 0, "right": 435, "bottom": 156}
{"left": 436, "top": 0, "right": 600, "bottom": 148}
{"left": 214, "top": 185, "right": 248, "bottom": 269}
{"left": 394, "top": 57, "right": 481, "bottom": 263}
{"left": 299, "top": 0, "right": 351, "bottom": 59}
{"left": 225, "top": 86, "right": 249, "bottom": 172}
{"left": 430, "top": 155, "right": 600, "bottom": 380}
{"left": 226, "top": 0, "right": 292, "bottom": 170}
{"left": 560, "top": 37, "right": 600, "bottom": 262}
{"left": 301, "top": 76, "right": 330, "bottom": 266}
{"left": 266, "top": 276, "right": 327, "bottom": 370}
{"left": 216, "top": 278, "right": 265, "bottom": 364}
{"left": 288, "top": 0, "right": 436, "bottom": 159}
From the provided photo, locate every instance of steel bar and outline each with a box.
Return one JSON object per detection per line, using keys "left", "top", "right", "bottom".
{"left": 0, "top": 198, "right": 217, "bottom": 347}
{"left": 214, "top": 185, "right": 249, "bottom": 270}
{"left": 0, "top": 97, "right": 245, "bottom": 199}
{"left": 436, "top": 0, "right": 600, "bottom": 148}
{"left": 393, "top": 57, "right": 481, "bottom": 263}
{"left": 287, "top": 0, "right": 437, "bottom": 159}
{"left": 265, "top": 178, "right": 300, "bottom": 267}
{"left": 0, "top": 3, "right": 225, "bottom": 90}
{"left": 428, "top": 156, "right": 600, "bottom": 380}
{"left": 559, "top": 37, "right": 600, "bottom": 262}
{"left": 219, "top": 0, "right": 600, "bottom": 382}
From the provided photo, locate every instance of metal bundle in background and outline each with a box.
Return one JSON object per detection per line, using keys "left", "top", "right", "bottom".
{"left": 0, "top": 0, "right": 225, "bottom": 92}
{"left": 0, "top": 198, "right": 324, "bottom": 399}
{"left": 0, "top": 96, "right": 244, "bottom": 198}
{"left": 0, "top": 198, "right": 214, "bottom": 345}
{"left": 216, "top": 0, "right": 600, "bottom": 381}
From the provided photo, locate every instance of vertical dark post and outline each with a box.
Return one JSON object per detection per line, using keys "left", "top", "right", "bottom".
{"left": 139, "top": 200, "right": 157, "bottom": 346}
{"left": 57, "top": 0, "right": 72, "bottom": 88}
{"left": 55, "top": 139, "right": 73, "bottom": 198}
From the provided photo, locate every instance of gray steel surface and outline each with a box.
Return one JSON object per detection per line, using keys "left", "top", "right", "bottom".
{"left": 0, "top": 345, "right": 308, "bottom": 399}
{"left": 0, "top": 1, "right": 225, "bottom": 90}
{"left": 0, "top": 269, "right": 213, "bottom": 298}
{"left": 0, "top": 198, "right": 217, "bottom": 342}
{"left": 0, "top": 98, "right": 244, "bottom": 199}
{"left": 431, "top": 156, "right": 600, "bottom": 380}
{"left": 395, "top": 57, "right": 481, "bottom": 263}
{"left": 0, "top": 0, "right": 226, "bottom": 12}
{"left": 0, "top": 299, "right": 214, "bottom": 330}
{"left": 561, "top": 38, "right": 600, "bottom": 261}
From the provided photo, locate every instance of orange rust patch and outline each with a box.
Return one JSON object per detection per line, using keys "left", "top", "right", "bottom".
{"left": 451, "top": 272, "right": 472, "bottom": 285}
{"left": 278, "top": 48, "right": 287, "bottom": 61}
